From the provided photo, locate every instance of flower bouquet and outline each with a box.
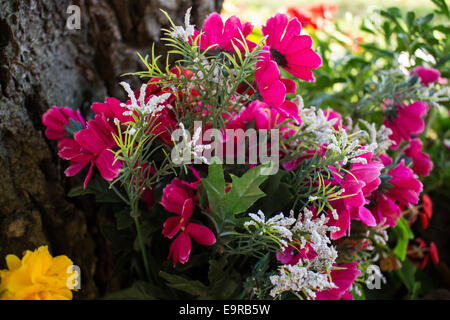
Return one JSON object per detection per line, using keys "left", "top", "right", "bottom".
{"left": 2, "top": 3, "right": 448, "bottom": 300}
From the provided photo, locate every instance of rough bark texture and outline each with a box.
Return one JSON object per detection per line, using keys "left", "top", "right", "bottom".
{"left": 0, "top": 0, "right": 222, "bottom": 298}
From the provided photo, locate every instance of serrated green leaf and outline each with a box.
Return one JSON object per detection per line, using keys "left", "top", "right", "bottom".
{"left": 225, "top": 162, "right": 271, "bottom": 215}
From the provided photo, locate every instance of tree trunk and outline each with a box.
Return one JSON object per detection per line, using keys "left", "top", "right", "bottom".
{"left": 0, "top": 0, "right": 222, "bottom": 298}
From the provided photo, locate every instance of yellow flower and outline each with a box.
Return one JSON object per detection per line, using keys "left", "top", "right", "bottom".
{"left": 0, "top": 246, "right": 78, "bottom": 300}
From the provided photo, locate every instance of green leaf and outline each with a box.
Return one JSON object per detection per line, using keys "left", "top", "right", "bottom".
{"left": 225, "top": 162, "right": 271, "bottom": 215}
{"left": 103, "top": 281, "right": 167, "bottom": 300}
{"left": 393, "top": 217, "right": 414, "bottom": 261}
{"left": 207, "top": 259, "right": 240, "bottom": 299}
{"left": 201, "top": 159, "right": 271, "bottom": 232}
{"left": 257, "top": 170, "right": 294, "bottom": 213}
{"left": 159, "top": 271, "right": 209, "bottom": 297}
{"left": 417, "top": 13, "right": 434, "bottom": 26}
{"left": 396, "top": 258, "right": 417, "bottom": 292}
{"left": 68, "top": 175, "right": 123, "bottom": 203}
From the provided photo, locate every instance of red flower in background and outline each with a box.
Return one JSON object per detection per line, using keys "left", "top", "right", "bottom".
{"left": 287, "top": 3, "right": 337, "bottom": 30}
{"left": 408, "top": 238, "right": 439, "bottom": 270}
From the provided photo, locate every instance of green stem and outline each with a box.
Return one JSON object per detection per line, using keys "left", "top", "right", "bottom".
{"left": 134, "top": 215, "right": 151, "bottom": 281}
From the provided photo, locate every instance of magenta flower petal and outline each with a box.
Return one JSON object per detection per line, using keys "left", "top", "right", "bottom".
{"left": 181, "top": 198, "right": 194, "bottom": 222}
{"left": 386, "top": 160, "right": 423, "bottom": 204}
{"left": 64, "top": 162, "right": 88, "bottom": 177}
{"left": 403, "top": 138, "right": 433, "bottom": 176}
{"left": 411, "top": 66, "right": 441, "bottom": 86}
{"left": 95, "top": 149, "right": 121, "bottom": 181}
{"left": 355, "top": 206, "right": 376, "bottom": 227}
{"left": 161, "top": 178, "right": 194, "bottom": 215}
{"left": 186, "top": 223, "right": 216, "bottom": 246}
{"left": 168, "top": 231, "right": 192, "bottom": 267}
{"left": 260, "top": 80, "right": 286, "bottom": 107}
{"left": 203, "top": 13, "right": 223, "bottom": 47}
{"left": 83, "top": 161, "right": 94, "bottom": 189}
{"left": 163, "top": 216, "right": 182, "bottom": 239}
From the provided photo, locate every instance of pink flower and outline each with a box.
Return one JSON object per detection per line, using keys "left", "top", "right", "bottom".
{"left": 163, "top": 198, "right": 216, "bottom": 267}
{"left": 160, "top": 178, "right": 196, "bottom": 215}
{"left": 262, "top": 13, "right": 322, "bottom": 81}
{"left": 403, "top": 138, "right": 433, "bottom": 176}
{"left": 228, "top": 100, "right": 299, "bottom": 132}
{"left": 91, "top": 97, "right": 133, "bottom": 123}
{"left": 385, "top": 159, "right": 423, "bottom": 205}
{"left": 328, "top": 152, "right": 383, "bottom": 238}
{"left": 65, "top": 115, "right": 121, "bottom": 188}
{"left": 193, "top": 13, "right": 256, "bottom": 52}
{"left": 255, "top": 47, "right": 297, "bottom": 107}
{"left": 384, "top": 101, "right": 428, "bottom": 149}
{"left": 315, "top": 263, "right": 361, "bottom": 300}
{"left": 276, "top": 243, "right": 317, "bottom": 265}
{"left": 42, "top": 106, "right": 85, "bottom": 140}
{"left": 410, "top": 66, "right": 441, "bottom": 86}
{"left": 323, "top": 108, "right": 344, "bottom": 130}
{"left": 371, "top": 192, "right": 401, "bottom": 227}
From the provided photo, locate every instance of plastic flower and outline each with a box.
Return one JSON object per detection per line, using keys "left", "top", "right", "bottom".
{"left": 385, "top": 159, "right": 423, "bottom": 205}
{"left": 262, "top": 13, "right": 322, "bottom": 81}
{"left": 403, "top": 138, "right": 433, "bottom": 176}
{"left": 61, "top": 115, "right": 121, "bottom": 188}
{"left": 91, "top": 97, "right": 133, "bottom": 123}
{"left": 410, "top": 66, "right": 441, "bottom": 86}
{"left": 276, "top": 242, "right": 317, "bottom": 265}
{"left": 161, "top": 178, "right": 196, "bottom": 214}
{"left": 192, "top": 13, "right": 255, "bottom": 52}
{"left": 371, "top": 192, "right": 402, "bottom": 227}
{"left": 255, "top": 47, "right": 297, "bottom": 107}
{"left": 384, "top": 101, "right": 428, "bottom": 149}
{"left": 314, "top": 263, "right": 361, "bottom": 300}
{"left": 329, "top": 152, "right": 383, "bottom": 238}
{"left": 163, "top": 198, "right": 216, "bottom": 267}
{"left": 0, "top": 246, "right": 78, "bottom": 300}
{"left": 42, "top": 106, "right": 85, "bottom": 140}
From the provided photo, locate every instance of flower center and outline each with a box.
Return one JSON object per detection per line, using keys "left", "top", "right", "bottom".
{"left": 270, "top": 48, "right": 288, "bottom": 68}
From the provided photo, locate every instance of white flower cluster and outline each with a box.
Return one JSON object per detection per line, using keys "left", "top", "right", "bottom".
{"left": 327, "top": 127, "right": 377, "bottom": 166}
{"left": 245, "top": 208, "right": 340, "bottom": 299}
{"left": 296, "top": 96, "right": 338, "bottom": 146}
{"left": 170, "top": 7, "right": 195, "bottom": 42}
{"left": 356, "top": 120, "right": 394, "bottom": 156}
{"left": 119, "top": 82, "right": 172, "bottom": 116}
{"left": 290, "top": 208, "right": 339, "bottom": 272}
{"left": 171, "top": 122, "right": 212, "bottom": 164}
{"left": 245, "top": 211, "right": 296, "bottom": 246}
{"left": 269, "top": 264, "right": 335, "bottom": 299}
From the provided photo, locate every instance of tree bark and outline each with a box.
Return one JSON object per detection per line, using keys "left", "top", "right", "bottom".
{"left": 0, "top": 0, "right": 222, "bottom": 298}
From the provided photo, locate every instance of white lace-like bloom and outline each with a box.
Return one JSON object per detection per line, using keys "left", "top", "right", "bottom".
{"left": 269, "top": 264, "right": 336, "bottom": 298}
{"left": 357, "top": 120, "right": 394, "bottom": 155}
{"left": 298, "top": 105, "right": 338, "bottom": 145}
{"left": 170, "top": 7, "right": 195, "bottom": 41}
{"left": 119, "top": 82, "right": 172, "bottom": 116}
{"left": 245, "top": 208, "right": 342, "bottom": 299}
{"left": 245, "top": 210, "right": 296, "bottom": 243}
{"left": 171, "top": 122, "right": 211, "bottom": 164}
